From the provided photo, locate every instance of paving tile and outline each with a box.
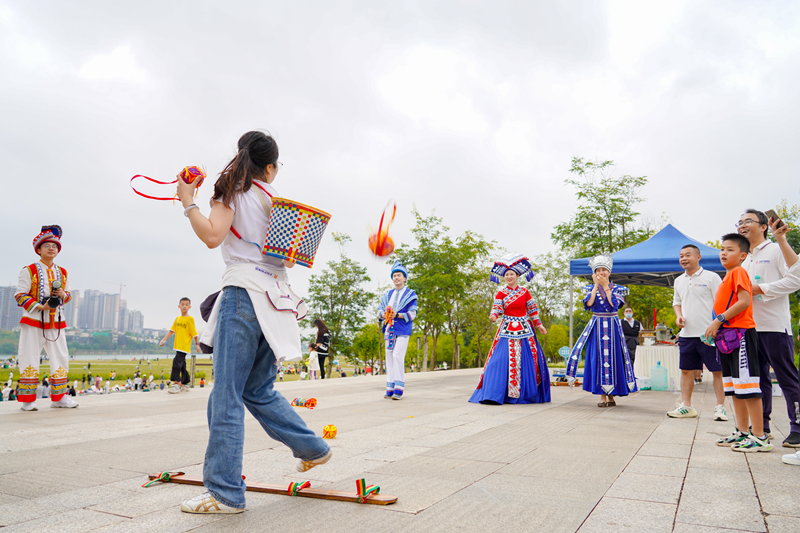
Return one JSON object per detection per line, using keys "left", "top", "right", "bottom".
{"left": 605, "top": 472, "right": 684, "bottom": 504}
{"left": 672, "top": 522, "right": 753, "bottom": 532}
{"left": 88, "top": 483, "right": 207, "bottom": 518}
{"left": 755, "top": 483, "right": 800, "bottom": 517}
{"left": 420, "top": 442, "right": 531, "bottom": 463}
{"left": 638, "top": 441, "right": 692, "bottom": 459}
{"left": 367, "top": 454, "right": 503, "bottom": 483}
{"left": 1, "top": 507, "right": 126, "bottom": 533}
{"left": 578, "top": 497, "right": 676, "bottom": 533}
{"left": 681, "top": 467, "right": 756, "bottom": 497}
{"left": 749, "top": 462, "right": 800, "bottom": 488}
{"left": 765, "top": 515, "right": 800, "bottom": 533}
{"left": 624, "top": 455, "right": 688, "bottom": 477}
{"left": 675, "top": 490, "right": 766, "bottom": 532}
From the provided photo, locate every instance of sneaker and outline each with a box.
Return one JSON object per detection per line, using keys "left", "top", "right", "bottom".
{"left": 180, "top": 492, "right": 243, "bottom": 514}
{"left": 782, "top": 451, "right": 800, "bottom": 465}
{"left": 716, "top": 429, "right": 748, "bottom": 447}
{"left": 168, "top": 384, "right": 181, "bottom": 394}
{"left": 297, "top": 449, "right": 332, "bottom": 473}
{"left": 713, "top": 404, "right": 728, "bottom": 422}
{"left": 732, "top": 434, "right": 773, "bottom": 453}
{"left": 667, "top": 403, "right": 698, "bottom": 418}
{"left": 20, "top": 402, "right": 38, "bottom": 411}
{"left": 391, "top": 394, "right": 403, "bottom": 400}
{"left": 383, "top": 394, "right": 393, "bottom": 399}
{"left": 51, "top": 396, "right": 78, "bottom": 408}
{"left": 180, "top": 386, "right": 190, "bottom": 392}
{"left": 781, "top": 432, "right": 800, "bottom": 448}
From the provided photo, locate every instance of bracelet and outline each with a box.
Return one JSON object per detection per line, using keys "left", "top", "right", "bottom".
{"left": 183, "top": 204, "right": 198, "bottom": 217}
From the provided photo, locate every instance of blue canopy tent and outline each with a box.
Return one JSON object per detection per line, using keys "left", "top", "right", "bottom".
{"left": 568, "top": 224, "right": 725, "bottom": 347}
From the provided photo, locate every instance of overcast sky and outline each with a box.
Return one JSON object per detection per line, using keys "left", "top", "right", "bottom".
{"left": 1, "top": 0, "right": 799, "bottom": 332}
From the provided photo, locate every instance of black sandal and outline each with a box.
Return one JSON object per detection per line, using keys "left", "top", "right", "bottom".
{"left": 597, "top": 402, "right": 608, "bottom": 408}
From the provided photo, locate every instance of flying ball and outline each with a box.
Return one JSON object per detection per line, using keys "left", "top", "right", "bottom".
{"left": 179, "top": 166, "right": 206, "bottom": 187}
{"left": 368, "top": 200, "right": 396, "bottom": 257}
{"left": 323, "top": 424, "right": 337, "bottom": 439}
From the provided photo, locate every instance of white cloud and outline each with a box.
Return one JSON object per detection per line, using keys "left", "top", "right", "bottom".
{"left": 77, "top": 45, "right": 149, "bottom": 83}
{"left": 377, "top": 46, "right": 489, "bottom": 134}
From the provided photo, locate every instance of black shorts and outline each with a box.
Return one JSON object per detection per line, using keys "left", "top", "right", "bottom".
{"left": 718, "top": 328, "right": 761, "bottom": 400}
{"left": 679, "top": 337, "right": 722, "bottom": 372}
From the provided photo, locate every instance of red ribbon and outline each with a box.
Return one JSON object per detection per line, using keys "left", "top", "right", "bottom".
{"left": 130, "top": 174, "right": 180, "bottom": 201}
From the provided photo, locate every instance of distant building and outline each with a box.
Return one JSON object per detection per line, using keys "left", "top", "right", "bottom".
{"left": 0, "top": 286, "right": 23, "bottom": 331}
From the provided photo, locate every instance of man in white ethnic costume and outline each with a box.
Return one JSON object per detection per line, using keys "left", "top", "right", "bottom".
{"left": 378, "top": 261, "right": 418, "bottom": 399}
{"left": 14, "top": 225, "right": 78, "bottom": 411}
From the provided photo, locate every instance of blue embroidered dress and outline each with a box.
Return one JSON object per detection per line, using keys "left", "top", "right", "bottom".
{"left": 566, "top": 283, "right": 637, "bottom": 396}
{"left": 469, "top": 286, "right": 551, "bottom": 405}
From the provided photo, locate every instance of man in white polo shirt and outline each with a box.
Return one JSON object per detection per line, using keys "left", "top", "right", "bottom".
{"left": 670, "top": 244, "right": 725, "bottom": 420}
{"left": 738, "top": 209, "right": 800, "bottom": 449}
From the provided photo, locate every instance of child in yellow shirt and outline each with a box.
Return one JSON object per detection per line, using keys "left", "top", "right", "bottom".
{"left": 159, "top": 297, "right": 200, "bottom": 393}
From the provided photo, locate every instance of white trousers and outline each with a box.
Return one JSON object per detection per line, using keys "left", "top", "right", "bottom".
{"left": 385, "top": 335, "right": 409, "bottom": 395}
{"left": 18, "top": 323, "right": 70, "bottom": 401}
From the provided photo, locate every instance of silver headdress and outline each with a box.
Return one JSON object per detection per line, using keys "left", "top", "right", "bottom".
{"left": 588, "top": 254, "right": 613, "bottom": 273}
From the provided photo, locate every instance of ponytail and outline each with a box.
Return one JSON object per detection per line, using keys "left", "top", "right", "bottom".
{"left": 213, "top": 131, "right": 279, "bottom": 207}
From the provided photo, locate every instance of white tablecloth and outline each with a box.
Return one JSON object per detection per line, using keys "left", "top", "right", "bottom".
{"left": 634, "top": 345, "right": 681, "bottom": 391}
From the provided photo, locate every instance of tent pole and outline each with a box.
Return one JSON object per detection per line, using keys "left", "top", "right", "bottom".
{"left": 569, "top": 276, "right": 574, "bottom": 349}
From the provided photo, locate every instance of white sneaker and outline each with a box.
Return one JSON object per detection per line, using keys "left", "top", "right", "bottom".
{"left": 180, "top": 386, "right": 190, "bottom": 392}
{"left": 667, "top": 403, "right": 698, "bottom": 418}
{"left": 782, "top": 451, "right": 800, "bottom": 466}
{"left": 297, "top": 449, "right": 332, "bottom": 472}
{"left": 180, "top": 492, "right": 243, "bottom": 514}
{"left": 51, "top": 396, "right": 78, "bottom": 408}
{"left": 21, "top": 402, "right": 38, "bottom": 411}
{"left": 713, "top": 404, "right": 728, "bottom": 421}
{"left": 168, "top": 384, "right": 181, "bottom": 394}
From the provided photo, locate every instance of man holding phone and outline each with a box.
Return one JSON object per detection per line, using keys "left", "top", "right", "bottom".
{"left": 738, "top": 209, "right": 800, "bottom": 448}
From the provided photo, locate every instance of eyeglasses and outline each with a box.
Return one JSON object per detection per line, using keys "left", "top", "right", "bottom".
{"left": 734, "top": 219, "right": 761, "bottom": 228}
{"left": 40, "top": 243, "right": 59, "bottom": 250}
{"left": 275, "top": 162, "right": 283, "bottom": 170}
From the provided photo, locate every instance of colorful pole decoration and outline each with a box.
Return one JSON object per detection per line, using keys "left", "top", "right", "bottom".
{"left": 356, "top": 479, "right": 380, "bottom": 503}
{"left": 142, "top": 471, "right": 183, "bottom": 488}
{"left": 288, "top": 481, "right": 311, "bottom": 496}
{"left": 368, "top": 200, "right": 396, "bottom": 257}
{"left": 130, "top": 166, "right": 207, "bottom": 201}
{"left": 323, "top": 425, "right": 337, "bottom": 439}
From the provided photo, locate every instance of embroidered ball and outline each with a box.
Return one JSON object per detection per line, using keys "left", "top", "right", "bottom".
{"left": 323, "top": 424, "right": 337, "bottom": 439}
{"left": 179, "top": 166, "right": 206, "bottom": 187}
{"left": 368, "top": 232, "right": 394, "bottom": 257}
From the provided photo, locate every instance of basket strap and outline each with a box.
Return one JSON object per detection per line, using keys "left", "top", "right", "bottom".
{"left": 229, "top": 181, "right": 273, "bottom": 250}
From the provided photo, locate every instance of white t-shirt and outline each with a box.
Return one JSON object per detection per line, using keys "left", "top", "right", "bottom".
{"left": 214, "top": 182, "right": 285, "bottom": 271}
{"left": 308, "top": 351, "right": 320, "bottom": 371}
{"left": 672, "top": 267, "right": 722, "bottom": 338}
{"left": 2, "top": 386, "right": 10, "bottom": 400}
{"left": 743, "top": 240, "right": 800, "bottom": 333}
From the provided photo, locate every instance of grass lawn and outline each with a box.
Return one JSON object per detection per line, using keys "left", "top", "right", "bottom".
{"left": 0, "top": 358, "right": 362, "bottom": 386}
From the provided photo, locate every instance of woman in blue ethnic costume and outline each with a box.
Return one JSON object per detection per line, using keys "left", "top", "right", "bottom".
{"left": 470, "top": 254, "right": 550, "bottom": 405}
{"left": 566, "top": 254, "right": 637, "bottom": 407}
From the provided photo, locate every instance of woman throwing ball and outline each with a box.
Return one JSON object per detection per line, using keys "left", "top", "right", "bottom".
{"left": 175, "top": 131, "right": 331, "bottom": 514}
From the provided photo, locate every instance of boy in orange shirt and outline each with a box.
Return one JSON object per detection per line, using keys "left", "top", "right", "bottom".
{"left": 705, "top": 233, "right": 771, "bottom": 452}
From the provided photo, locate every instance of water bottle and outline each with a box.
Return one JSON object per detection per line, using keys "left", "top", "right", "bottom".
{"left": 754, "top": 275, "right": 763, "bottom": 301}
{"left": 651, "top": 361, "right": 669, "bottom": 391}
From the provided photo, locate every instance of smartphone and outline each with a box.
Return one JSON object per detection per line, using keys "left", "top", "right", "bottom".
{"left": 764, "top": 209, "right": 786, "bottom": 229}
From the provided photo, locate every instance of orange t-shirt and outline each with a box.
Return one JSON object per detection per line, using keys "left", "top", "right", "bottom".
{"left": 713, "top": 266, "right": 756, "bottom": 329}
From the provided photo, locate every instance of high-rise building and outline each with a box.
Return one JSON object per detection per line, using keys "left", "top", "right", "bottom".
{"left": 0, "top": 286, "right": 24, "bottom": 331}
{"left": 62, "top": 289, "right": 79, "bottom": 327}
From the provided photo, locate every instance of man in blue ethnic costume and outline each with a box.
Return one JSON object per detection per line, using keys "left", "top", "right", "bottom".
{"left": 469, "top": 253, "right": 551, "bottom": 405}
{"left": 567, "top": 254, "right": 637, "bottom": 407}
{"left": 378, "top": 261, "right": 418, "bottom": 399}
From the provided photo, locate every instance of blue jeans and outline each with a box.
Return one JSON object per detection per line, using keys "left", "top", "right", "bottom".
{"left": 203, "top": 287, "right": 329, "bottom": 507}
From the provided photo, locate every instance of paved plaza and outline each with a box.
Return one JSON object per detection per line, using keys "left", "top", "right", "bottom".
{"left": 1, "top": 368, "right": 798, "bottom": 532}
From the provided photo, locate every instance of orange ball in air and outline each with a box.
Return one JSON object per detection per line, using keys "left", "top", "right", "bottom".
{"left": 368, "top": 233, "right": 395, "bottom": 257}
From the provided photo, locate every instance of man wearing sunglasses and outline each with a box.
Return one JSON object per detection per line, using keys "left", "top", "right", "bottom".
{"left": 737, "top": 209, "right": 800, "bottom": 449}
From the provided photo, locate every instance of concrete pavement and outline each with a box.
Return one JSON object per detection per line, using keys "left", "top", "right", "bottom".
{"left": 0, "top": 368, "right": 797, "bottom": 532}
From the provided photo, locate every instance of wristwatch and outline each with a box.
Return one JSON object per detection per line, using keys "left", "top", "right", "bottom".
{"left": 717, "top": 314, "right": 726, "bottom": 323}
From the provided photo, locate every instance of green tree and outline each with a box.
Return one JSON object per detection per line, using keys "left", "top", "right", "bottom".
{"left": 305, "top": 233, "right": 374, "bottom": 374}
{"left": 352, "top": 322, "right": 383, "bottom": 371}
{"left": 392, "top": 208, "right": 450, "bottom": 371}
{"left": 526, "top": 251, "right": 570, "bottom": 355}
{"left": 551, "top": 157, "right": 649, "bottom": 257}
{"left": 776, "top": 199, "right": 800, "bottom": 358}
